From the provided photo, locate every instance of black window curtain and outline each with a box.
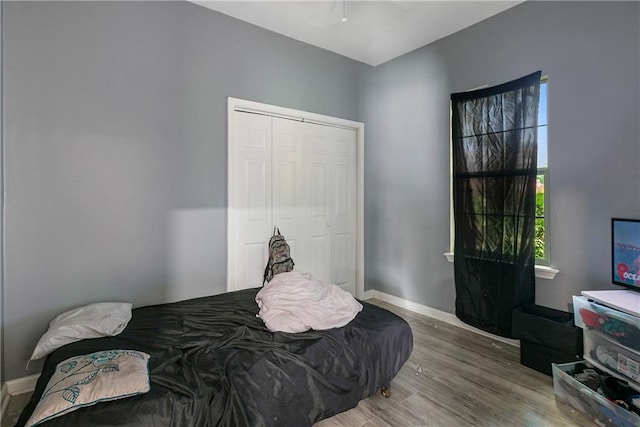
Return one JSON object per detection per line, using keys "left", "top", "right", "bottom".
{"left": 451, "top": 71, "right": 541, "bottom": 338}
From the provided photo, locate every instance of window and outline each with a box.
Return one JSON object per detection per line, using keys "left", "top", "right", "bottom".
{"left": 536, "top": 80, "right": 549, "bottom": 265}
{"left": 446, "top": 78, "right": 558, "bottom": 279}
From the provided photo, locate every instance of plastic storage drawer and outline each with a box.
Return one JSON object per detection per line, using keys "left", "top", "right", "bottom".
{"left": 553, "top": 361, "right": 640, "bottom": 427}
{"left": 583, "top": 329, "right": 640, "bottom": 389}
{"left": 573, "top": 296, "right": 640, "bottom": 353}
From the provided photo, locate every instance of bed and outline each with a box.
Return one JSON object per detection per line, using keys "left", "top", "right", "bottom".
{"left": 16, "top": 288, "right": 413, "bottom": 427}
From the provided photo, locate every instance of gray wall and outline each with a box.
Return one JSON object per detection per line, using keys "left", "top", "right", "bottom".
{"left": 3, "top": 0, "right": 640, "bottom": 383}
{"left": 365, "top": 1, "right": 640, "bottom": 312}
{"left": 2, "top": 1, "right": 370, "bottom": 381}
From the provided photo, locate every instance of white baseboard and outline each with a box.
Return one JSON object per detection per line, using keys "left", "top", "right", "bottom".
{"left": 1, "top": 373, "right": 39, "bottom": 419}
{"left": 0, "top": 374, "right": 40, "bottom": 422}
{"left": 362, "top": 289, "right": 375, "bottom": 300}
{"left": 365, "top": 289, "right": 519, "bottom": 348}
{"left": 1, "top": 381, "right": 8, "bottom": 420}
{"left": 2, "top": 372, "right": 39, "bottom": 400}
{"left": 5, "top": 374, "right": 39, "bottom": 396}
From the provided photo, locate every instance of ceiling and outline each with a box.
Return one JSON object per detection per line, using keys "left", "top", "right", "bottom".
{"left": 191, "top": 1, "right": 522, "bottom": 66}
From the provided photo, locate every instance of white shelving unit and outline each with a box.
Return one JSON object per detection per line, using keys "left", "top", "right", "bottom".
{"left": 552, "top": 290, "right": 640, "bottom": 426}
{"left": 576, "top": 290, "right": 640, "bottom": 390}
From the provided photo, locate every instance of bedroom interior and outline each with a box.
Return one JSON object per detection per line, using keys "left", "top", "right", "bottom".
{"left": 1, "top": 0, "right": 640, "bottom": 426}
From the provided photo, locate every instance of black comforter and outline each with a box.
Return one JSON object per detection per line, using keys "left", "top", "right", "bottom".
{"left": 17, "top": 288, "right": 413, "bottom": 427}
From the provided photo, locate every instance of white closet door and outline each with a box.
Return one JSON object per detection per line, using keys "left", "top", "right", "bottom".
{"left": 273, "top": 121, "right": 356, "bottom": 293}
{"left": 304, "top": 123, "right": 333, "bottom": 284}
{"left": 331, "top": 127, "right": 357, "bottom": 295}
{"left": 272, "top": 118, "right": 309, "bottom": 272}
{"left": 229, "top": 112, "right": 272, "bottom": 291}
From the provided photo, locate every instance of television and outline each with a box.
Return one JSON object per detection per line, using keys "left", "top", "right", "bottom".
{"left": 612, "top": 218, "right": 640, "bottom": 290}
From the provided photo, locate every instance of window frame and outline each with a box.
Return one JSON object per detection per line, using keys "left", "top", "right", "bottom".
{"left": 445, "top": 77, "right": 558, "bottom": 280}
{"left": 535, "top": 78, "right": 549, "bottom": 266}
{"left": 536, "top": 168, "right": 550, "bottom": 266}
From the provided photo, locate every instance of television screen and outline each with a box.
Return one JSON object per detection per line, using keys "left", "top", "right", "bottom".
{"left": 612, "top": 218, "right": 640, "bottom": 289}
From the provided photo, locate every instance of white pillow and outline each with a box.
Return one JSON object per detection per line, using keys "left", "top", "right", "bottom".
{"left": 29, "top": 302, "right": 133, "bottom": 362}
{"left": 26, "top": 350, "right": 150, "bottom": 426}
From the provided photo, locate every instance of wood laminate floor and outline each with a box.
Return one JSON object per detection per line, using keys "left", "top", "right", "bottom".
{"left": 3, "top": 299, "right": 594, "bottom": 427}
{"left": 315, "top": 299, "right": 594, "bottom": 427}
{"left": 2, "top": 392, "right": 32, "bottom": 427}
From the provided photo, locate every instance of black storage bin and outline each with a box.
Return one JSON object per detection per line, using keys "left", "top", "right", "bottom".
{"left": 512, "top": 305, "right": 583, "bottom": 376}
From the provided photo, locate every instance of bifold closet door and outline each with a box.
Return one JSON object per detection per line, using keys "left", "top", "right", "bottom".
{"left": 230, "top": 112, "right": 272, "bottom": 290}
{"left": 271, "top": 118, "right": 333, "bottom": 282}
{"left": 301, "top": 122, "right": 332, "bottom": 283}
{"left": 273, "top": 119, "right": 357, "bottom": 294}
{"left": 271, "top": 118, "right": 308, "bottom": 274}
{"left": 230, "top": 112, "right": 356, "bottom": 295}
{"left": 330, "top": 127, "right": 357, "bottom": 295}
{"left": 298, "top": 122, "right": 357, "bottom": 294}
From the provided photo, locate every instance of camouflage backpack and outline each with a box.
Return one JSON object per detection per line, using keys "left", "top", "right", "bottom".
{"left": 263, "top": 228, "right": 295, "bottom": 284}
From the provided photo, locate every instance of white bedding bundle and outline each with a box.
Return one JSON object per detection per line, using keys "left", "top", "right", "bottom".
{"left": 255, "top": 271, "right": 363, "bottom": 333}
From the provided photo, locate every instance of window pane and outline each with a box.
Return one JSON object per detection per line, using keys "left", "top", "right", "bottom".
{"left": 536, "top": 82, "right": 548, "bottom": 263}
{"left": 537, "top": 82, "right": 548, "bottom": 168}
{"left": 536, "top": 174, "right": 544, "bottom": 216}
{"left": 538, "top": 82, "right": 547, "bottom": 126}
{"left": 537, "top": 125, "right": 547, "bottom": 168}
{"left": 535, "top": 174, "right": 545, "bottom": 260}
{"left": 535, "top": 217, "right": 545, "bottom": 260}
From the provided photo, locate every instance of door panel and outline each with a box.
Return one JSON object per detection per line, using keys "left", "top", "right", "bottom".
{"left": 333, "top": 165, "right": 349, "bottom": 217}
{"left": 331, "top": 128, "right": 357, "bottom": 294}
{"left": 333, "top": 232, "right": 349, "bottom": 286}
{"left": 272, "top": 118, "right": 308, "bottom": 271}
{"left": 310, "top": 163, "right": 329, "bottom": 219}
{"left": 274, "top": 161, "right": 295, "bottom": 220}
{"left": 305, "top": 123, "right": 332, "bottom": 283}
{"left": 245, "top": 242, "right": 267, "bottom": 287}
{"left": 246, "top": 161, "right": 268, "bottom": 222}
{"left": 231, "top": 112, "right": 272, "bottom": 290}
{"left": 311, "top": 235, "right": 331, "bottom": 281}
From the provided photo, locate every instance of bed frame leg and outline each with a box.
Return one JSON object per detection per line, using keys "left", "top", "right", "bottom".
{"left": 380, "top": 386, "right": 391, "bottom": 398}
